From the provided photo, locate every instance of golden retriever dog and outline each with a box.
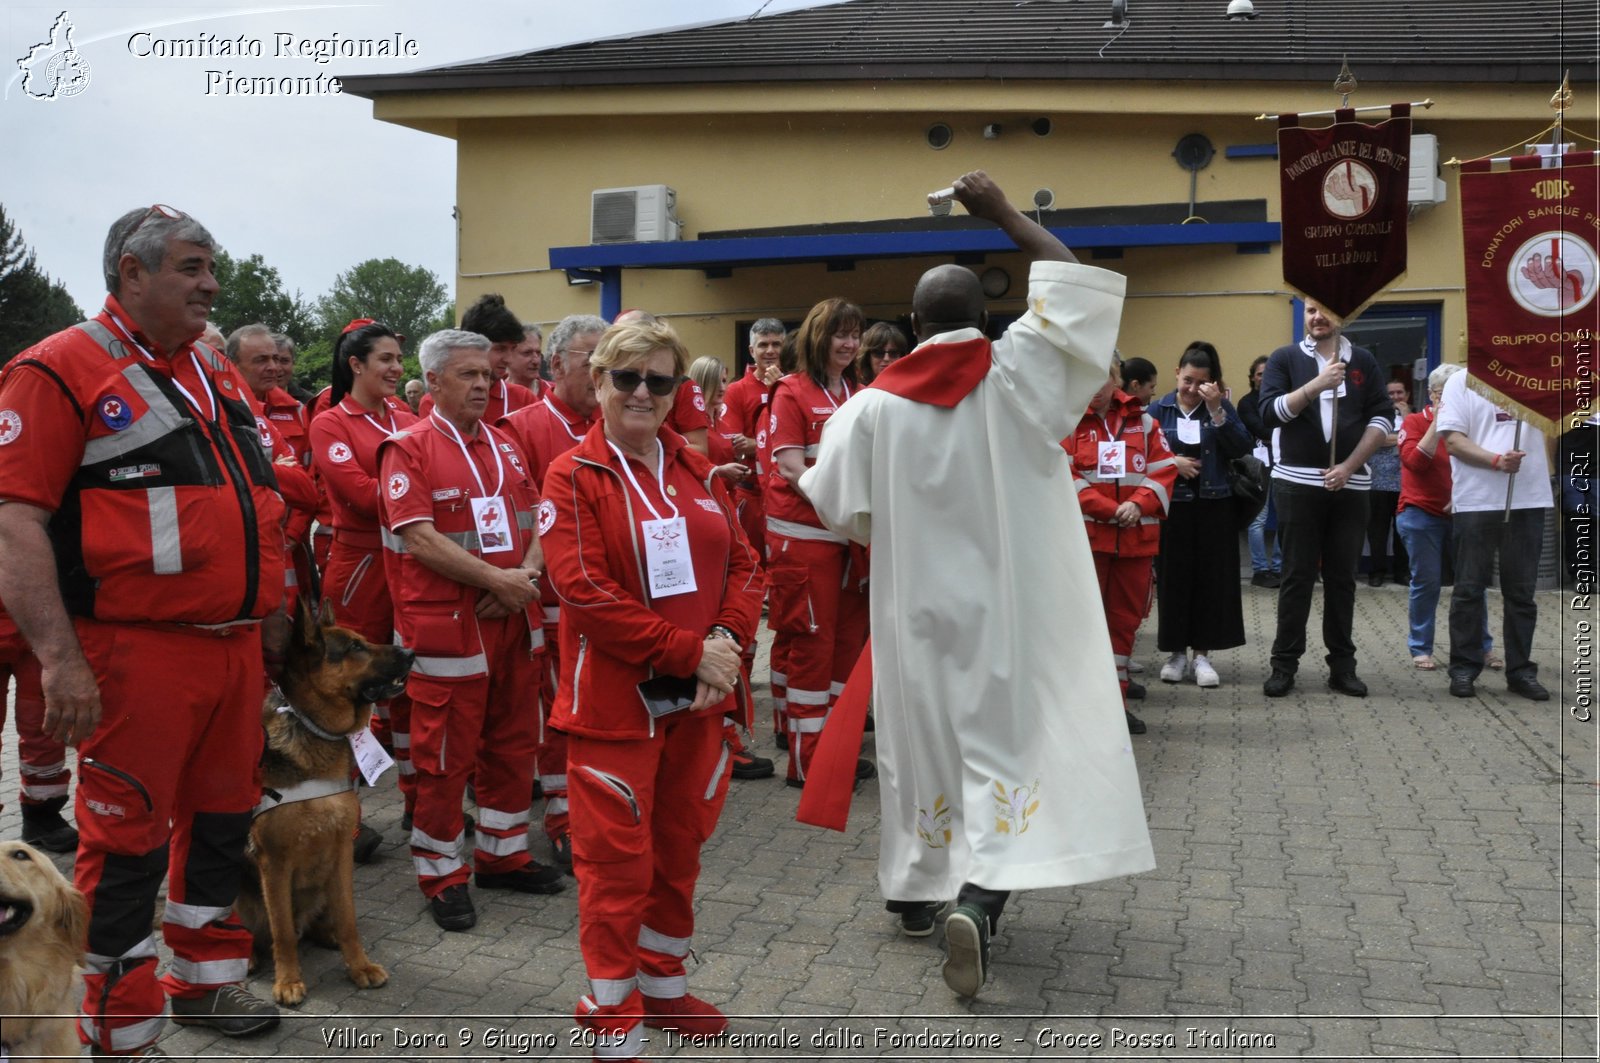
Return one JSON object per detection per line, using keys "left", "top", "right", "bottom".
{"left": 0, "top": 840, "right": 86, "bottom": 1062}
{"left": 233, "top": 598, "right": 412, "bottom": 1006}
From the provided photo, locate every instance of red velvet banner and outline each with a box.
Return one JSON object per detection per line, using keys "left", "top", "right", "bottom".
{"left": 1277, "top": 105, "right": 1412, "bottom": 319}
{"left": 1460, "top": 152, "right": 1599, "bottom": 435}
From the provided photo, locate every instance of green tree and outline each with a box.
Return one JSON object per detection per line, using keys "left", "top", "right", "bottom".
{"left": 210, "top": 248, "right": 315, "bottom": 346}
{"left": 0, "top": 205, "right": 84, "bottom": 362}
{"left": 315, "top": 258, "right": 449, "bottom": 362}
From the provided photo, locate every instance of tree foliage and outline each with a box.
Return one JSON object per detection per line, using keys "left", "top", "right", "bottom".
{"left": 0, "top": 205, "right": 84, "bottom": 363}
{"left": 210, "top": 249, "right": 316, "bottom": 347}
{"left": 315, "top": 258, "right": 449, "bottom": 360}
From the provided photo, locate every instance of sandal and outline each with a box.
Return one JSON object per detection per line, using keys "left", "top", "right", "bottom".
{"left": 1412, "top": 655, "right": 1437, "bottom": 671}
{"left": 1485, "top": 652, "right": 1505, "bottom": 671}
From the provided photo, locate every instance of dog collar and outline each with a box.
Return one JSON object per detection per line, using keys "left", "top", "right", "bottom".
{"left": 272, "top": 687, "right": 363, "bottom": 741}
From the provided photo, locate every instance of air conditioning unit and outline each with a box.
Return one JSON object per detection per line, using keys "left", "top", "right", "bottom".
{"left": 590, "top": 185, "right": 680, "bottom": 244}
{"left": 1408, "top": 134, "right": 1446, "bottom": 208}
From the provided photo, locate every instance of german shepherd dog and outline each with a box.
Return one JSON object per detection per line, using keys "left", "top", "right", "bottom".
{"left": 235, "top": 598, "right": 412, "bottom": 1006}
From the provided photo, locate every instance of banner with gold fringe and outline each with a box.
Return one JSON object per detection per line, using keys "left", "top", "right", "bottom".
{"left": 1277, "top": 104, "right": 1412, "bottom": 320}
{"left": 1459, "top": 151, "right": 1599, "bottom": 437}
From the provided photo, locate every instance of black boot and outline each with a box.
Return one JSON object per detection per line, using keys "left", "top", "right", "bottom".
{"left": 21, "top": 796, "right": 78, "bottom": 853}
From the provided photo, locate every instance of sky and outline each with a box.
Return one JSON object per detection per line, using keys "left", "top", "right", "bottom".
{"left": 1, "top": 0, "right": 835, "bottom": 315}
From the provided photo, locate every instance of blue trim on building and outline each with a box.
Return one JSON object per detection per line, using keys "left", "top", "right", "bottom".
{"left": 1226, "top": 143, "right": 1280, "bottom": 159}
{"left": 549, "top": 222, "right": 1282, "bottom": 271}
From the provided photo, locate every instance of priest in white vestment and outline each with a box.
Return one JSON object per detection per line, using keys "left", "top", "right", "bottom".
{"left": 800, "top": 172, "right": 1155, "bottom": 998}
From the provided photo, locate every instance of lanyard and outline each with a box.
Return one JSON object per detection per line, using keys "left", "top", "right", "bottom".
{"left": 821, "top": 378, "right": 851, "bottom": 411}
{"left": 607, "top": 438, "right": 678, "bottom": 521}
{"left": 106, "top": 311, "right": 218, "bottom": 422}
{"left": 1098, "top": 413, "right": 1121, "bottom": 440}
{"left": 430, "top": 412, "right": 504, "bottom": 500}
{"left": 341, "top": 397, "right": 397, "bottom": 438}
{"left": 544, "top": 396, "right": 584, "bottom": 443}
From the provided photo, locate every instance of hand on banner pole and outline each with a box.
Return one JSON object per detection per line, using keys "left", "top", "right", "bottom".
{"left": 1520, "top": 252, "right": 1585, "bottom": 308}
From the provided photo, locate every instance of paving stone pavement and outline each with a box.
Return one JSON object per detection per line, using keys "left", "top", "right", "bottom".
{"left": 2, "top": 582, "right": 1594, "bottom": 1060}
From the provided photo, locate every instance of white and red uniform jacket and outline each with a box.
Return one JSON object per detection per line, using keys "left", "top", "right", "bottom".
{"left": 1064, "top": 390, "right": 1177, "bottom": 558}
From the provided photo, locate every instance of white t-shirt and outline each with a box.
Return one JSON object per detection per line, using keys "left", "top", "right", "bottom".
{"left": 1436, "top": 372, "right": 1553, "bottom": 513}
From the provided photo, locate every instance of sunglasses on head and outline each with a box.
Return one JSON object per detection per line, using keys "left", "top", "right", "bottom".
{"left": 125, "top": 203, "right": 185, "bottom": 242}
{"left": 606, "top": 369, "right": 681, "bottom": 397}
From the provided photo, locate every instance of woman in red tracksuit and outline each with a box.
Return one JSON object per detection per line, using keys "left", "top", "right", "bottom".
{"left": 310, "top": 320, "right": 418, "bottom": 811}
{"left": 765, "top": 298, "right": 874, "bottom": 788}
{"left": 541, "top": 320, "right": 762, "bottom": 1063}
{"left": 1065, "top": 361, "right": 1178, "bottom": 734}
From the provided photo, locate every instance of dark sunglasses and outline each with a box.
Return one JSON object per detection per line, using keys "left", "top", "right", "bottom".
{"left": 606, "top": 369, "right": 681, "bottom": 397}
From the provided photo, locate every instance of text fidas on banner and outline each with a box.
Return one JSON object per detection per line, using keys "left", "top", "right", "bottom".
{"left": 1277, "top": 104, "right": 1412, "bottom": 319}
{"left": 1460, "top": 151, "right": 1599, "bottom": 435}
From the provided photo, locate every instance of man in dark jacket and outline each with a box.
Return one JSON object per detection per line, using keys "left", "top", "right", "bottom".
{"left": 1258, "top": 300, "right": 1394, "bottom": 698}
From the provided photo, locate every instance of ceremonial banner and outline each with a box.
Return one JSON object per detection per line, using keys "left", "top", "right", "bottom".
{"left": 1460, "top": 151, "right": 1599, "bottom": 435}
{"left": 1278, "top": 104, "right": 1412, "bottom": 319}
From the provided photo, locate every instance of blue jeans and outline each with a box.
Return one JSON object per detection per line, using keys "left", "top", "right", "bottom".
{"left": 1395, "top": 506, "right": 1492, "bottom": 659}
{"left": 1248, "top": 481, "right": 1281, "bottom": 574}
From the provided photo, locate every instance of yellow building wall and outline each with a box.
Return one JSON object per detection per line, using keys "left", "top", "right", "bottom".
{"left": 372, "top": 78, "right": 1577, "bottom": 384}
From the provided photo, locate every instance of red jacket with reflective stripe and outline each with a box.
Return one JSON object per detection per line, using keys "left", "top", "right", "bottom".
{"left": 541, "top": 423, "right": 763, "bottom": 739}
{"left": 376, "top": 415, "right": 539, "bottom": 677}
{"left": 0, "top": 305, "right": 286, "bottom": 623}
{"left": 1064, "top": 391, "right": 1177, "bottom": 558}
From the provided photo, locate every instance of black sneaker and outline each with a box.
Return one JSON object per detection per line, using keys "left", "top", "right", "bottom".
{"left": 941, "top": 904, "right": 991, "bottom": 998}
{"left": 352, "top": 822, "right": 382, "bottom": 865}
{"left": 169, "top": 984, "right": 280, "bottom": 1037}
{"left": 1125, "top": 679, "right": 1146, "bottom": 700}
{"left": 20, "top": 800, "right": 78, "bottom": 853}
{"left": 1250, "top": 571, "right": 1272, "bottom": 587}
{"left": 899, "top": 901, "right": 943, "bottom": 938}
{"left": 476, "top": 862, "right": 566, "bottom": 894}
{"left": 1125, "top": 710, "right": 1146, "bottom": 735}
{"left": 1507, "top": 675, "right": 1550, "bottom": 701}
{"left": 1263, "top": 669, "right": 1295, "bottom": 697}
{"left": 551, "top": 830, "right": 574, "bottom": 874}
{"left": 855, "top": 758, "right": 877, "bottom": 782}
{"left": 429, "top": 884, "right": 476, "bottom": 931}
{"left": 1328, "top": 672, "right": 1368, "bottom": 698}
{"left": 1449, "top": 674, "right": 1477, "bottom": 698}
{"left": 731, "top": 749, "right": 775, "bottom": 780}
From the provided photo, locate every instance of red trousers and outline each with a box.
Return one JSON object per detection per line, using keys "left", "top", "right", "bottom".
{"left": 569, "top": 713, "right": 730, "bottom": 1050}
{"left": 0, "top": 637, "right": 69, "bottom": 808}
{"left": 536, "top": 612, "right": 568, "bottom": 842}
{"left": 72, "top": 621, "right": 263, "bottom": 1056}
{"left": 1094, "top": 552, "right": 1154, "bottom": 698}
{"left": 406, "top": 613, "right": 540, "bottom": 898}
{"left": 325, "top": 539, "right": 414, "bottom": 814}
{"left": 765, "top": 534, "right": 868, "bottom": 784}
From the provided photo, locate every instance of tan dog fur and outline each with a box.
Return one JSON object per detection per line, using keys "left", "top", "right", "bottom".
{"left": 233, "top": 598, "right": 411, "bottom": 1006}
{"left": 0, "top": 840, "right": 86, "bottom": 1062}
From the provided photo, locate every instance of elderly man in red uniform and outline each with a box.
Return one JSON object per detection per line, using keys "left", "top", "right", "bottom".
{"left": 419, "top": 295, "right": 538, "bottom": 421}
{"left": 497, "top": 313, "right": 604, "bottom": 868}
{"left": 227, "top": 323, "right": 319, "bottom": 611}
{"left": 379, "top": 328, "right": 565, "bottom": 931}
{"left": 0, "top": 204, "right": 285, "bottom": 1057}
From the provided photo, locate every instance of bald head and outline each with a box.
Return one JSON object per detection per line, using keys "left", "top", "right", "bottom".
{"left": 911, "top": 265, "right": 986, "bottom": 341}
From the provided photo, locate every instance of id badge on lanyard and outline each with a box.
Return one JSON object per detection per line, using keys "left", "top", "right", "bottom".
{"left": 472, "top": 495, "right": 516, "bottom": 554}
{"left": 610, "top": 439, "right": 698, "bottom": 599}
{"left": 1098, "top": 440, "right": 1127, "bottom": 478}
{"left": 643, "top": 516, "right": 697, "bottom": 598}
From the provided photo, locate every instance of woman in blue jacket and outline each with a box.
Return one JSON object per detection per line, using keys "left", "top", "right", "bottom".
{"left": 1151, "top": 341, "right": 1254, "bottom": 688}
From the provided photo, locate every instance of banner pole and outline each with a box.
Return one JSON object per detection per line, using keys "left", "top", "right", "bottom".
{"left": 1329, "top": 392, "right": 1339, "bottom": 468}
{"left": 1255, "top": 99, "right": 1432, "bottom": 121}
{"left": 1503, "top": 419, "right": 1521, "bottom": 524}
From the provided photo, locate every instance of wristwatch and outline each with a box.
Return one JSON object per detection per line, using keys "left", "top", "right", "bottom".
{"left": 708, "top": 625, "right": 740, "bottom": 643}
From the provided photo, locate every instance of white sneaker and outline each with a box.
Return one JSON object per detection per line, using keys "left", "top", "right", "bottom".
{"left": 1159, "top": 652, "right": 1187, "bottom": 683}
{"left": 1127, "top": 658, "right": 1145, "bottom": 674}
{"left": 1192, "top": 654, "right": 1220, "bottom": 688}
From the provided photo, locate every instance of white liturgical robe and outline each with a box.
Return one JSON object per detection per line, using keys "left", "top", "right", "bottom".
{"left": 800, "top": 260, "right": 1155, "bottom": 900}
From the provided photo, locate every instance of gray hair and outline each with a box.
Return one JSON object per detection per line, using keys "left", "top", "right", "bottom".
{"left": 200, "top": 322, "right": 224, "bottom": 351}
{"left": 271, "top": 332, "right": 296, "bottom": 357}
{"left": 523, "top": 323, "right": 543, "bottom": 341}
{"left": 224, "top": 323, "right": 274, "bottom": 362}
{"left": 748, "top": 317, "right": 785, "bottom": 345}
{"left": 1427, "top": 362, "right": 1464, "bottom": 393}
{"left": 549, "top": 314, "right": 608, "bottom": 356}
{"left": 103, "top": 206, "right": 215, "bottom": 294}
{"left": 419, "top": 329, "right": 491, "bottom": 378}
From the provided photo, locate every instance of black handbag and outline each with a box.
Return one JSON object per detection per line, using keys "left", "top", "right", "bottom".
{"left": 1226, "top": 455, "right": 1268, "bottom": 528}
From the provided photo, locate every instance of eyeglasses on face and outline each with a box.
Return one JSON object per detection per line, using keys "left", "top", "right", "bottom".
{"left": 606, "top": 369, "right": 681, "bottom": 397}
